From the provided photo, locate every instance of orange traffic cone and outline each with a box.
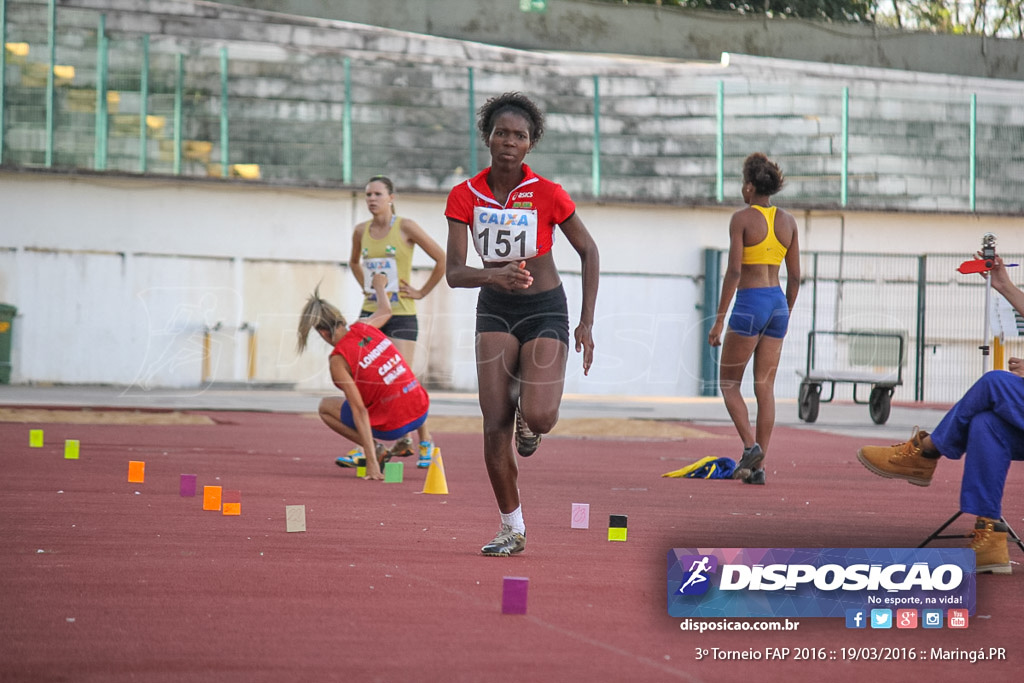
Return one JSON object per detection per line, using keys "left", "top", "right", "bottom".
{"left": 421, "top": 447, "right": 448, "bottom": 495}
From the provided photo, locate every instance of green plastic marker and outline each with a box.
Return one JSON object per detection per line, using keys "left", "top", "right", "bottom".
{"left": 384, "top": 461, "right": 404, "bottom": 483}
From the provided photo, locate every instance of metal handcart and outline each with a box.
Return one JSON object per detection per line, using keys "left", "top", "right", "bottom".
{"left": 796, "top": 330, "right": 905, "bottom": 425}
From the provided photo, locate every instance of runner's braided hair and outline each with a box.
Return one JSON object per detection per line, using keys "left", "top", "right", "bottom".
{"left": 477, "top": 92, "right": 545, "bottom": 147}
{"left": 743, "top": 153, "right": 785, "bottom": 196}
{"left": 297, "top": 286, "right": 347, "bottom": 353}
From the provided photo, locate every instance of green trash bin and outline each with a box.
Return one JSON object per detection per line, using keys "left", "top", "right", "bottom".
{"left": 0, "top": 303, "right": 16, "bottom": 384}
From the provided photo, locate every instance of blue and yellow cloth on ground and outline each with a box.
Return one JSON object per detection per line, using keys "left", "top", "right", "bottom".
{"left": 661, "top": 456, "right": 737, "bottom": 479}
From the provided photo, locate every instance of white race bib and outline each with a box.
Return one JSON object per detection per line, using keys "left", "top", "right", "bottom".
{"left": 471, "top": 206, "right": 539, "bottom": 263}
{"left": 363, "top": 257, "right": 400, "bottom": 297}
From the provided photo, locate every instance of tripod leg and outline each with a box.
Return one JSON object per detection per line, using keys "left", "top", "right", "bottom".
{"left": 1001, "top": 517, "right": 1024, "bottom": 555}
{"left": 918, "top": 511, "right": 964, "bottom": 548}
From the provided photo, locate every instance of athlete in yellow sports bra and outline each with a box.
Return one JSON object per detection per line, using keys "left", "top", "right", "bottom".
{"left": 708, "top": 153, "right": 801, "bottom": 486}
{"left": 741, "top": 205, "right": 787, "bottom": 266}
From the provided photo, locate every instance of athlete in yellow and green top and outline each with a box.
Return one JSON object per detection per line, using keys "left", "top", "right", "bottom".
{"left": 708, "top": 153, "right": 801, "bottom": 486}
{"left": 348, "top": 175, "right": 446, "bottom": 467}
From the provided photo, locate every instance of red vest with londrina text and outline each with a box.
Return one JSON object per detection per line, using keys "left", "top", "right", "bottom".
{"left": 330, "top": 322, "right": 429, "bottom": 431}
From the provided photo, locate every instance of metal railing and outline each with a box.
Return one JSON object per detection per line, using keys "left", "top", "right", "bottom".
{"left": 2, "top": 0, "right": 1023, "bottom": 212}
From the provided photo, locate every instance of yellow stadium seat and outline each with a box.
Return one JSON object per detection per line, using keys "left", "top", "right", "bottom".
{"left": 231, "top": 164, "right": 261, "bottom": 180}
{"left": 5, "top": 42, "right": 30, "bottom": 57}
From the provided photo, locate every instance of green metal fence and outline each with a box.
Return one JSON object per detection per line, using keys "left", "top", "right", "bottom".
{"left": 2, "top": 0, "right": 1023, "bottom": 212}
{"left": 702, "top": 249, "right": 1024, "bottom": 405}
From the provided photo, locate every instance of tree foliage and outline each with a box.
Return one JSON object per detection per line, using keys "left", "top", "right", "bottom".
{"left": 675, "top": 1, "right": 874, "bottom": 23}
{"left": 878, "top": 1, "right": 1024, "bottom": 37}
{"left": 606, "top": 1, "right": 1024, "bottom": 37}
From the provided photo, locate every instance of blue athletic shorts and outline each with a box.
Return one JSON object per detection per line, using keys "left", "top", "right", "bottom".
{"left": 728, "top": 286, "right": 789, "bottom": 338}
{"left": 339, "top": 401, "right": 428, "bottom": 441}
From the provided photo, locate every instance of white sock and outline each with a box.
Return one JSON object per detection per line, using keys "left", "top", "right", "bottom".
{"left": 500, "top": 505, "right": 525, "bottom": 535}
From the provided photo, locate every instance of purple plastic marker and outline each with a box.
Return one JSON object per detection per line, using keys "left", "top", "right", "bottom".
{"left": 502, "top": 577, "right": 529, "bottom": 615}
{"left": 180, "top": 473, "right": 197, "bottom": 497}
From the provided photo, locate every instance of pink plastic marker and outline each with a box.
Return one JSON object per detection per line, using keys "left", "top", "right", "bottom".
{"left": 571, "top": 503, "right": 590, "bottom": 529}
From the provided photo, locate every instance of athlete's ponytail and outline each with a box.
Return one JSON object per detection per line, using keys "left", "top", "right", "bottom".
{"left": 297, "top": 286, "right": 347, "bottom": 352}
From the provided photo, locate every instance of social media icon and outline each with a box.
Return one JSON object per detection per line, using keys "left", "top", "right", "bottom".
{"left": 845, "top": 609, "right": 867, "bottom": 629}
{"left": 922, "top": 609, "right": 944, "bottom": 629}
{"left": 948, "top": 609, "right": 969, "bottom": 629}
{"left": 870, "top": 609, "right": 892, "bottom": 629}
{"left": 896, "top": 609, "right": 918, "bottom": 629}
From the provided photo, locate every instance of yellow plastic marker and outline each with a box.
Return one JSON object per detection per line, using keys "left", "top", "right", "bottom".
{"left": 30, "top": 429, "right": 44, "bottom": 447}
{"left": 608, "top": 514, "right": 628, "bottom": 542}
{"left": 64, "top": 440, "right": 80, "bottom": 460}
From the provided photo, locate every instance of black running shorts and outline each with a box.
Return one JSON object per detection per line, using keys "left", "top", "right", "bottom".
{"left": 359, "top": 313, "right": 419, "bottom": 342}
{"left": 475, "top": 284, "right": 570, "bottom": 347}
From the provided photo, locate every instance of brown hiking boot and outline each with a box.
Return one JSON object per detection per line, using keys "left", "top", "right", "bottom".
{"left": 856, "top": 426, "right": 938, "bottom": 487}
{"left": 970, "top": 517, "right": 1012, "bottom": 574}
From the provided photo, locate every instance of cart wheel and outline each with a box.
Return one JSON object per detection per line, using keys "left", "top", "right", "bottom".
{"left": 869, "top": 387, "right": 892, "bottom": 425}
{"left": 798, "top": 382, "right": 820, "bottom": 423}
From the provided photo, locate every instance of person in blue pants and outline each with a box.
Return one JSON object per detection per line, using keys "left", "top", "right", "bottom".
{"left": 857, "top": 255, "right": 1022, "bottom": 575}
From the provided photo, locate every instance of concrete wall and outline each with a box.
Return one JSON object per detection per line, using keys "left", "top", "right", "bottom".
{"left": 213, "top": 0, "right": 1024, "bottom": 81}
{"left": 3, "top": 168, "right": 1023, "bottom": 400}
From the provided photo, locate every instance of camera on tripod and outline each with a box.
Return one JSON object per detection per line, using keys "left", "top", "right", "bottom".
{"left": 982, "top": 233, "right": 997, "bottom": 262}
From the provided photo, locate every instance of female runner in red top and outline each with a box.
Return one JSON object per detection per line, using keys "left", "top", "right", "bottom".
{"left": 445, "top": 92, "right": 600, "bottom": 555}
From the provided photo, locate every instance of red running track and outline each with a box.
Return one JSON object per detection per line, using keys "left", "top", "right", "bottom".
{"left": 1, "top": 409, "right": 1021, "bottom": 682}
